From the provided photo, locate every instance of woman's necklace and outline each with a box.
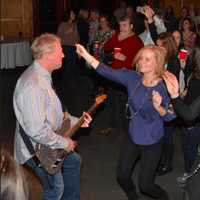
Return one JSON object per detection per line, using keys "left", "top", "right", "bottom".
{"left": 142, "top": 77, "right": 160, "bottom": 87}
{"left": 126, "top": 80, "right": 150, "bottom": 119}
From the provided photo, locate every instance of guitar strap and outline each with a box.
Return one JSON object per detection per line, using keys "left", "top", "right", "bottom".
{"left": 19, "top": 123, "right": 40, "bottom": 166}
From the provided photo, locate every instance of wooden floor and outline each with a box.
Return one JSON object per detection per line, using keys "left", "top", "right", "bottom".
{"left": 0, "top": 67, "right": 189, "bottom": 200}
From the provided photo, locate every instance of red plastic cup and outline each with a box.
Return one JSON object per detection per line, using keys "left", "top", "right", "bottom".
{"left": 114, "top": 47, "right": 121, "bottom": 54}
{"left": 179, "top": 49, "right": 188, "bottom": 60}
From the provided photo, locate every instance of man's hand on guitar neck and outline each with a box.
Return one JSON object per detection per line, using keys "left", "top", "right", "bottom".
{"left": 65, "top": 138, "right": 77, "bottom": 153}
{"left": 81, "top": 112, "right": 92, "bottom": 128}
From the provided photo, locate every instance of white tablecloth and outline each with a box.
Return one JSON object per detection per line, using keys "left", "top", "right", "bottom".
{"left": 0, "top": 39, "right": 32, "bottom": 69}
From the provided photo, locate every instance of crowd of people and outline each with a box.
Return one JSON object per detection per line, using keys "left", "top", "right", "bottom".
{"left": 1, "top": 0, "right": 200, "bottom": 200}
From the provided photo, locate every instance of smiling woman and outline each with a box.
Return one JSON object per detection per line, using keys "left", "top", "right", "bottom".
{"left": 75, "top": 43, "right": 176, "bottom": 200}
{"left": 134, "top": 45, "right": 166, "bottom": 82}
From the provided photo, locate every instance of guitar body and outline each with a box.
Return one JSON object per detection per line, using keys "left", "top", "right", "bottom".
{"left": 35, "top": 118, "right": 70, "bottom": 175}
{"left": 36, "top": 144, "right": 67, "bottom": 174}
{"left": 35, "top": 95, "right": 107, "bottom": 175}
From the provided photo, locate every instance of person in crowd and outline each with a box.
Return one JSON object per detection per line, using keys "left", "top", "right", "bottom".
{"left": 103, "top": 15, "right": 143, "bottom": 69}
{"left": 135, "top": 5, "right": 167, "bottom": 46}
{"left": 180, "top": 17, "right": 197, "bottom": 57}
{"left": 75, "top": 43, "right": 176, "bottom": 200}
{"left": 153, "top": 0, "right": 166, "bottom": 19}
{"left": 77, "top": 8, "right": 90, "bottom": 47}
{"left": 57, "top": 9, "right": 80, "bottom": 81}
{"left": 188, "top": 4, "right": 199, "bottom": 32}
{"left": 88, "top": 8, "right": 100, "bottom": 46}
{"left": 164, "top": 5, "right": 178, "bottom": 33}
{"left": 178, "top": 6, "right": 190, "bottom": 29}
{"left": 181, "top": 6, "right": 190, "bottom": 19}
{"left": 126, "top": 5, "right": 135, "bottom": 20}
{"left": 151, "top": 7, "right": 167, "bottom": 34}
{"left": 163, "top": 45, "right": 200, "bottom": 174}
{"left": 57, "top": 9, "right": 79, "bottom": 47}
{"left": 13, "top": 33, "right": 92, "bottom": 200}
{"left": 103, "top": 15, "right": 143, "bottom": 131}
{"left": 113, "top": 0, "right": 127, "bottom": 22}
{"left": 156, "top": 32, "right": 181, "bottom": 80}
{"left": 138, "top": 5, "right": 158, "bottom": 45}
{"left": 90, "top": 14, "right": 115, "bottom": 98}
{"left": 163, "top": 79, "right": 200, "bottom": 120}
{"left": 172, "top": 30, "right": 184, "bottom": 49}
{"left": 93, "top": 14, "right": 115, "bottom": 62}
{"left": 132, "top": 12, "right": 147, "bottom": 36}
{"left": 172, "top": 30, "right": 194, "bottom": 85}
{"left": 1, "top": 146, "right": 29, "bottom": 200}
{"left": 156, "top": 32, "right": 181, "bottom": 175}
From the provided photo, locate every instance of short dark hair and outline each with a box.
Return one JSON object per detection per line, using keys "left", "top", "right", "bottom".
{"left": 118, "top": 15, "right": 134, "bottom": 25}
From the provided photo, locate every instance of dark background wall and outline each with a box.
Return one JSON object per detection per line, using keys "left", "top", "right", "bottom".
{"left": 2, "top": 0, "right": 199, "bottom": 40}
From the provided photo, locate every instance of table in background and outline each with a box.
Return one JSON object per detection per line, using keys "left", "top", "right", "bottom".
{"left": 0, "top": 38, "right": 32, "bottom": 69}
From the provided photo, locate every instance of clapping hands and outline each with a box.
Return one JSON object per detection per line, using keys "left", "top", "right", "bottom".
{"left": 162, "top": 71, "right": 179, "bottom": 98}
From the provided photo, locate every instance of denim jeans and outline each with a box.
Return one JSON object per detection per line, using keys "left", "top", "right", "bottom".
{"left": 26, "top": 152, "right": 81, "bottom": 200}
{"left": 63, "top": 152, "right": 81, "bottom": 200}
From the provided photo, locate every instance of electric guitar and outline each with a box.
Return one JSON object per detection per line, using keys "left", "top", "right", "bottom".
{"left": 35, "top": 94, "right": 107, "bottom": 174}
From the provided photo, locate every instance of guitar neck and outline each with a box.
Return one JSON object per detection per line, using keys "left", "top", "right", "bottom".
{"left": 65, "top": 102, "right": 98, "bottom": 138}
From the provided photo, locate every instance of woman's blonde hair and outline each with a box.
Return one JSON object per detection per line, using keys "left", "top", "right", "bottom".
{"left": 0, "top": 147, "right": 29, "bottom": 200}
{"left": 133, "top": 45, "right": 166, "bottom": 77}
{"left": 31, "top": 33, "right": 61, "bottom": 59}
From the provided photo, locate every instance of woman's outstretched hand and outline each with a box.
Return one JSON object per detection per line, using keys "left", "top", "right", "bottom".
{"left": 75, "top": 44, "right": 88, "bottom": 58}
{"left": 75, "top": 44, "right": 100, "bottom": 69}
{"left": 162, "top": 71, "right": 179, "bottom": 99}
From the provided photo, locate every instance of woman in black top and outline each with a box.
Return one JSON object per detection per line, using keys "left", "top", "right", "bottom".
{"left": 163, "top": 46, "right": 200, "bottom": 121}
{"left": 156, "top": 32, "right": 181, "bottom": 175}
{"left": 163, "top": 46, "right": 200, "bottom": 173}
